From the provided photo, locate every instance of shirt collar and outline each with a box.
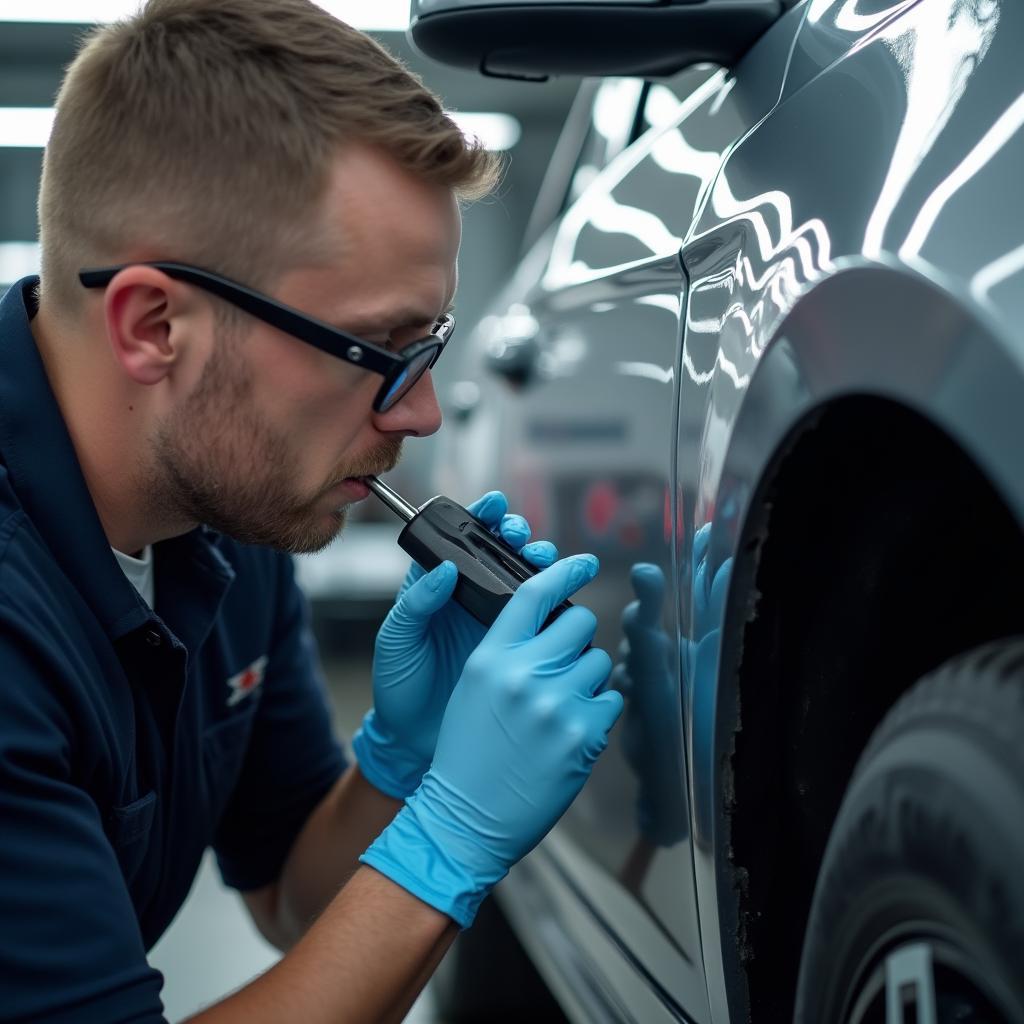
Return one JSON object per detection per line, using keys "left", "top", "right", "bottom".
{"left": 0, "top": 277, "right": 232, "bottom": 642}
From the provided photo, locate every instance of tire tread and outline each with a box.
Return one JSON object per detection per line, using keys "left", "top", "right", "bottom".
{"left": 794, "top": 636, "right": 1024, "bottom": 1024}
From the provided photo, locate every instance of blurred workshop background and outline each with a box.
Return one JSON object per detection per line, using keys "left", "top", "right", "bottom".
{"left": 0, "top": 1, "right": 581, "bottom": 1019}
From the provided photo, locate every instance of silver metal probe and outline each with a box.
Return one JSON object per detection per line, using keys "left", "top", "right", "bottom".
{"left": 363, "top": 475, "right": 419, "bottom": 523}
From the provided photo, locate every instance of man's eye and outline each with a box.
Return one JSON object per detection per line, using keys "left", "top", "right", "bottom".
{"left": 389, "top": 328, "right": 430, "bottom": 351}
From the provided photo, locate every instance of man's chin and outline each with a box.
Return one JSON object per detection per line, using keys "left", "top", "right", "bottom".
{"left": 262, "top": 505, "right": 348, "bottom": 556}
{"left": 297, "top": 508, "right": 348, "bottom": 554}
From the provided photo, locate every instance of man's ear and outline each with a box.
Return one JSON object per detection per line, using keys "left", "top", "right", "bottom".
{"left": 102, "top": 265, "right": 197, "bottom": 386}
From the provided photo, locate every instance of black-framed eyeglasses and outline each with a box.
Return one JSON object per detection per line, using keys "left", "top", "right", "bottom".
{"left": 78, "top": 261, "right": 455, "bottom": 413}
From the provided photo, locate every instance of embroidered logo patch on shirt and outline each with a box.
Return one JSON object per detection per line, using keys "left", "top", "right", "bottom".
{"left": 226, "top": 655, "right": 268, "bottom": 707}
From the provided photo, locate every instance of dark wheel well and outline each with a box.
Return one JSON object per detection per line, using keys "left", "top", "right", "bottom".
{"left": 719, "top": 396, "right": 1024, "bottom": 1022}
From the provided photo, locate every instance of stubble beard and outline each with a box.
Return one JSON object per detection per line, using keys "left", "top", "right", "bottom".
{"left": 143, "top": 340, "right": 401, "bottom": 554}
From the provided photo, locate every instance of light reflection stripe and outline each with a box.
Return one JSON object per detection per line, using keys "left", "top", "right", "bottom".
{"left": 970, "top": 241, "right": 1024, "bottom": 304}
{"left": 900, "top": 90, "right": 1024, "bottom": 260}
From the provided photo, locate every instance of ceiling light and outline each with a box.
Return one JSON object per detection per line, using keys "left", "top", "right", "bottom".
{"left": 0, "top": 242, "right": 41, "bottom": 285}
{"left": 0, "top": 0, "right": 133, "bottom": 19}
{"left": 0, "top": 108, "right": 55, "bottom": 148}
{"left": 449, "top": 113, "right": 522, "bottom": 152}
{"left": 318, "top": 1, "right": 409, "bottom": 30}
{"left": 0, "top": 107, "right": 520, "bottom": 152}
{"left": 0, "top": 1, "right": 409, "bottom": 30}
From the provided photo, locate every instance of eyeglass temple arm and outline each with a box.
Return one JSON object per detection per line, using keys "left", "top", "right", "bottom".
{"left": 78, "top": 263, "right": 400, "bottom": 374}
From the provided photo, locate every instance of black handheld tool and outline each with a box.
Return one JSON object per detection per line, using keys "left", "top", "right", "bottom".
{"left": 365, "top": 476, "right": 576, "bottom": 630}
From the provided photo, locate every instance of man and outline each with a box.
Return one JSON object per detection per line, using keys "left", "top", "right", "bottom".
{"left": 0, "top": 1, "right": 623, "bottom": 1021}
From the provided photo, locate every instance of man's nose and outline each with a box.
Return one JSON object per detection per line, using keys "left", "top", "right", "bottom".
{"left": 372, "top": 370, "right": 443, "bottom": 437}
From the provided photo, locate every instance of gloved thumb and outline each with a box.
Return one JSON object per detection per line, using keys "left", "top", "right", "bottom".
{"left": 390, "top": 560, "right": 458, "bottom": 627}
{"left": 630, "top": 563, "right": 665, "bottom": 626}
{"left": 609, "top": 660, "right": 634, "bottom": 698}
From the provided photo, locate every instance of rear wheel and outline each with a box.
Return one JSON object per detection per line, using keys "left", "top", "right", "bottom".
{"left": 794, "top": 640, "right": 1024, "bottom": 1024}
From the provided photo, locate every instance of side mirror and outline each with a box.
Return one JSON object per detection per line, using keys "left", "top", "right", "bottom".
{"left": 409, "top": 0, "right": 782, "bottom": 81}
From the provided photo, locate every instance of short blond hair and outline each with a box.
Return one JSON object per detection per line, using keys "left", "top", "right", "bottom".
{"left": 38, "top": 0, "right": 499, "bottom": 313}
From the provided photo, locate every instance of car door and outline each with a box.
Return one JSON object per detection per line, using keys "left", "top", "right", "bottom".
{"left": 442, "top": 70, "right": 727, "bottom": 1018}
{"left": 438, "top": 25, "right": 805, "bottom": 1014}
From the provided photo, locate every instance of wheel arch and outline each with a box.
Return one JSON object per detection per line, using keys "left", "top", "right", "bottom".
{"left": 697, "top": 263, "right": 1024, "bottom": 1021}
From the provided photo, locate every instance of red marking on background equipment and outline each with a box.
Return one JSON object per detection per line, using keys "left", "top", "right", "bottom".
{"left": 619, "top": 521, "right": 643, "bottom": 548}
{"left": 584, "top": 481, "right": 619, "bottom": 536}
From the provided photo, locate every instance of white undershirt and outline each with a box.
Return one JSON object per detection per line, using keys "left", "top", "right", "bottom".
{"left": 112, "top": 545, "right": 156, "bottom": 609}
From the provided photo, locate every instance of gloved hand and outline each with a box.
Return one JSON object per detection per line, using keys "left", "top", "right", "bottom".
{"left": 612, "top": 527, "right": 733, "bottom": 849}
{"left": 688, "top": 526, "right": 732, "bottom": 839}
{"left": 353, "top": 491, "right": 558, "bottom": 799}
{"left": 611, "top": 562, "right": 689, "bottom": 847}
{"left": 360, "top": 554, "right": 623, "bottom": 927}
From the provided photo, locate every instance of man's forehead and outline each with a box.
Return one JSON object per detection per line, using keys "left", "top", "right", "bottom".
{"left": 324, "top": 145, "right": 461, "bottom": 250}
{"left": 296, "top": 148, "right": 463, "bottom": 331}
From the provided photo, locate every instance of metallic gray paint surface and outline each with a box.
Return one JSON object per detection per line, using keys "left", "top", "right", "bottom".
{"left": 437, "top": 0, "right": 1024, "bottom": 1020}
{"left": 680, "top": 0, "right": 1024, "bottom": 1018}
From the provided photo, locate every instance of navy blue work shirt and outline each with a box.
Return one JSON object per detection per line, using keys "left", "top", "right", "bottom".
{"left": 0, "top": 279, "right": 348, "bottom": 1022}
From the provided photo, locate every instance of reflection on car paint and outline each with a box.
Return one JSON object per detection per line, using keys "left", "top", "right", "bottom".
{"left": 543, "top": 73, "right": 729, "bottom": 290}
{"left": 865, "top": 0, "right": 1000, "bottom": 260}
{"left": 671, "top": 1, "right": 1024, "bottom": 1018}
{"left": 443, "top": 0, "right": 1024, "bottom": 1018}
{"left": 566, "top": 78, "right": 647, "bottom": 209}
{"left": 487, "top": 260, "right": 709, "bottom": 1010}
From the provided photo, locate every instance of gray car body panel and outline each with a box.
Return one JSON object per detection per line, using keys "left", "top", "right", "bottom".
{"left": 436, "top": 0, "right": 1024, "bottom": 1020}
{"left": 681, "top": 0, "right": 1024, "bottom": 1017}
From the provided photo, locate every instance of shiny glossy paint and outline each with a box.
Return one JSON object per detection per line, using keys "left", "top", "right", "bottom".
{"left": 436, "top": 0, "right": 1024, "bottom": 1020}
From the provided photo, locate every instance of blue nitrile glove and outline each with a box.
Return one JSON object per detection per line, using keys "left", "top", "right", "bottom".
{"left": 689, "top": 527, "right": 733, "bottom": 839}
{"left": 610, "top": 563, "right": 689, "bottom": 847}
{"left": 353, "top": 491, "right": 558, "bottom": 799}
{"left": 360, "top": 554, "right": 623, "bottom": 927}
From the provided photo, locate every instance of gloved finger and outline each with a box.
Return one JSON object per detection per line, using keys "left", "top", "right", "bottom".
{"left": 630, "top": 563, "right": 665, "bottom": 627}
{"left": 578, "top": 686, "right": 624, "bottom": 757}
{"left": 621, "top": 597, "right": 641, "bottom": 633}
{"left": 498, "top": 513, "right": 531, "bottom": 549}
{"left": 530, "top": 604, "right": 598, "bottom": 664}
{"left": 622, "top": 602, "right": 660, "bottom": 645}
{"left": 562, "top": 645, "right": 613, "bottom": 697}
{"left": 708, "top": 556, "right": 733, "bottom": 624}
{"left": 608, "top": 662, "right": 632, "bottom": 697}
{"left": 593, "top": 687, "right": 625, "bottom": 728}
{"left": 391, "top": 560, "right": 458, "bottom": 624}
{"left": 489, "top": 554, "right": 599, "bottom": 646}
{"left": 467, "top": 491, "right": 509, "bottom": 529}
{"left": 520, "top": 540, "right": 558, "bottom": 568}
{"left": 694, "top": 557, "right": 712, "bottom": 636}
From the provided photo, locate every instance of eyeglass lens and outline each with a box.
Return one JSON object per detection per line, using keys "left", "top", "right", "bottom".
{"left": 380, "top": 346, "right": 437, "bottom": 411}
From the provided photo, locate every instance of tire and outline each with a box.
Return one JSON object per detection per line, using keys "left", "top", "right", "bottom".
{"left": 794, "top": 639, "right": 1024, "bottom": 1024}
